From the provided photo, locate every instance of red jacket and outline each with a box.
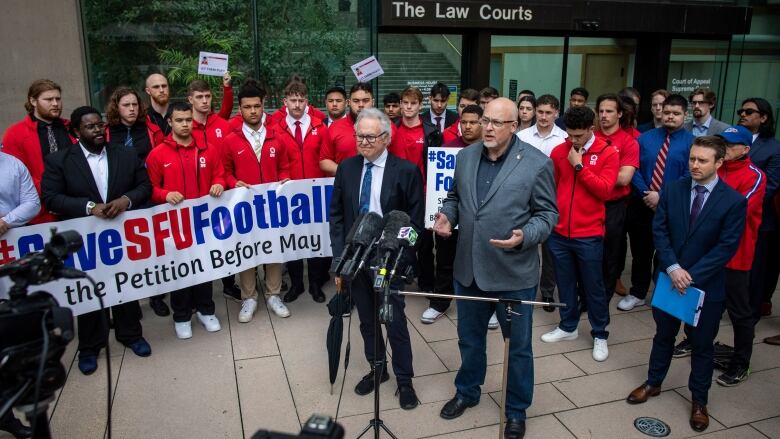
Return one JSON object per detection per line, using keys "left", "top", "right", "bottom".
{"left": 719, "top": 158, "right": 766, "bottom": 270}
{"left": 594, "top": 128, "right": 639, "bottom": 200}
{"left": 551, "top": 137, "right": 620, "bottom": 238}
{"left": 146, "top": 137, "right": 226, "bottom": 204}
{"left": 389, "top": 120, "right": 425, "bottom": 179}
{"left": 275, "top": 117, "right": 328, "bottom": 179}
{"left": 2, "top": 115, "right": 71, "bottom": 224}
{"left": 192, "top": 113, "right": 230, "bottom": 157}
{"left": 228, "top": 112, "right": 273, "bottom": 133}
{"left": 320, "top": 114, "right": 357, "bottom": 165}
{"left": 222, "top": 127, "right": 290, "bottom": 188}
{"left": 268, "top": 105, "right": 327, "bottom": 126}
{"left": 443, "top": 120, "right": 460, "bottom": 145}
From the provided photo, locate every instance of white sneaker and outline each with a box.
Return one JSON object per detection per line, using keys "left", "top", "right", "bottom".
{"left": 541, "top": 327, "right": 578, "bottom": 343}
{"left": 196, "top": 312, "right": 221, "bottom": 332}
{"left": 174, "top": 321, "right": 192, "bottom": 339}
{"left": 238, "top": 298, "right": 258, "bottom": 323}
{"left": 593, "top": 338, "right": 609, "bottom": 362}
{"left": 617, "top": 294, "right": 646, "bottom": 311}
{"left": 421, "top": 307, "right": 444, "bottom": 324}
{"left": 488, "top": 312, "right": 499, "bottom": 330}
{"left": 267, "top": 295, "right": 290, "bottom": 318}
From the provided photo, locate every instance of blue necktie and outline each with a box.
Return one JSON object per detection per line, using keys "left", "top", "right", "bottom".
{"left": 359, "top": 162, "right": 374, "bottom": 214}
{"left": 689, "top": 185, "right": 707, "bottom": 227}
{"left": 125, "top": 127, "right": 134, "bottom": 148}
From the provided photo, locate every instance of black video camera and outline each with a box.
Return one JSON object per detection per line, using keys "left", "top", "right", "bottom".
{"left": 251, "top": 414, "right": 344, "bottom": 439}
{"left": 0, "top": 229, "right": 82, "bottom": 422}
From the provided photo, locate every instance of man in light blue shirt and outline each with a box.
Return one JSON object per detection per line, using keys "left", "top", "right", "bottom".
{"left": 684, "top": 88, "right": 729, "bottom": 137}
{"left": 0, "top": 145, "right": 40, "bottom": 235}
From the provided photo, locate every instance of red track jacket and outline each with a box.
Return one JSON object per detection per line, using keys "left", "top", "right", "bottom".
{"left": 551, "top": 137, "right": 619, "bottom": 238}
{"left": 222, "top": 127, "right": 290, "bottom": 188}
{"left": 719, "top": 157, "right": 766, "bottom": 270}
{"left": 275, "top": 117, "right": 328, "bottom": 180}
{"left": 146, "top": 137, "right": 226, "bottom": 204}
{"left": 192, "top": 113, "right": 230, "bottom": 157}
{"left": 442, "top": 120, "right": 460, "bottom": 145}
{"left": 594, "top": 128, "right": 639, "bottom": 200}
{"left": 268, "top": 106, "right": 327, "bottom": 126}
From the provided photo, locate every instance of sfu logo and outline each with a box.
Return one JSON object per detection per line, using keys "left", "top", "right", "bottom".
{"left": 215, "top": 128, "right": 223, "bottom": 138}
{"left": 199, "top": 156, "right": 207, "bottom": 168}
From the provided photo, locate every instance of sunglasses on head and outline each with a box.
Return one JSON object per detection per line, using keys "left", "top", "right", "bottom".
{"left": 737, "top": 108, "right": 760, "bottom": 116}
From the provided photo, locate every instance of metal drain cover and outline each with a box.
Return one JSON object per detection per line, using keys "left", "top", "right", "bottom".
{"left": 634, "top": 417, "right": 671, "bottom": 437}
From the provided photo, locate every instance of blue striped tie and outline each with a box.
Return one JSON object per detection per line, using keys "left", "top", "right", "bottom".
{"left": 359, "top": 162, "right": 374, "bottom": 214}
{"left": 125, "top": 127, "right": 134, "bottom": 148}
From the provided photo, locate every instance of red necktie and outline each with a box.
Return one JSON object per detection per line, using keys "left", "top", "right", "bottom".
{"left": 294, "top": 121, "right": 303, "bottom": 148}
{"left": 649, "top": 132, "right": 670, "bottom": 192}
{"left": 435, "top": 116, "right": 443, "bottom": 133}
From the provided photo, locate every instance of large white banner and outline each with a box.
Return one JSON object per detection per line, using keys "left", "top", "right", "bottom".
{"left": 425, "top": 147, "right": 459, "bottom": 228}
{"left": 0, "top": 179, "right": 334, "bottom": 316}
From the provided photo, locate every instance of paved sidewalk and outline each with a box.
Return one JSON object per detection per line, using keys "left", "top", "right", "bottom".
{"left": 3, "top": 277, "right": 779, "bottom": 439}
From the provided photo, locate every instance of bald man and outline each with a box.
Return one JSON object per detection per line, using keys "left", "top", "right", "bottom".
{"left": 434, "top": 98, "right": 558, "bottom": 438}
{"left": 145, "top": 73, "right": 171, "bottom": 135}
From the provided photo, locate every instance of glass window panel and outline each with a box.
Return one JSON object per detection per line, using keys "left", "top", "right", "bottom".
{"left": 491, "top": 36, "right": 566, "bottom": 100}
{"left": 563, "top": 38, "right": 636, "bottom": 108}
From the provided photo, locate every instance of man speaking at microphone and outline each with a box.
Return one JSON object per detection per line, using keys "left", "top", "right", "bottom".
{"left": 433, "top": 98, "right": 558, "bottom": 438}
{"left": 329, "top": 107, "right": 424, "bottom": 410}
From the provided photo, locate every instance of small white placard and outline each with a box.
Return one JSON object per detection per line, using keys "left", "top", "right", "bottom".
{"left": 351, "top": 56, "right": 384, "bottom": 82}
{"left": 197, "top": 51, "right": 229, "bottom": 77}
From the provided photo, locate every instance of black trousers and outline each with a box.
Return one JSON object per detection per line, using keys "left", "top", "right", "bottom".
{"left": 416, "top": 229, "right": 435, "bottom": 291}
{"left": 287, "top": 257, "right": 332, "bottom": 289}
{"left": 539, "top": 241, "right": 556, "bottom": 300}
{"left": 603, "top": 198, "right": 629, "bottom": 301}
{"left": 77, "top": 301, "right": 143, "bottom": 358}
{"left": 429, "top": 230, "right": 458, "bottom": 312}
{"left": 170, "top": 282, "right": 215, "bottom": 322}
{"left": 350, "top": 270, "right": 414, "bottom": 385}
{"left": 626, "top": 197, "right": 657, "bottom": 300}
{"left": 752, "top": 230, "right": 780, "bottom": 306}
{"left": 723, "top": 268, "right": 760, "bottom": 368}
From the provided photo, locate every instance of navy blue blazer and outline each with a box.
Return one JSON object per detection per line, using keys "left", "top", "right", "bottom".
{"left": 748, "top": 136, "right": 780, "bottom": 231}
{"left": 653, "top": 178, "right": 746, "bottom": 302}
{"left": 329, "top": 152, "right": 424, "bottom": 263}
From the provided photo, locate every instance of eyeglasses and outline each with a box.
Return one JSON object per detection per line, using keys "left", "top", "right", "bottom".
{"left": 479, "top": 117, "right": 516, "bottom": 128}
{"left": 355, "top": 132, "right": 387, "bottom": 144}
{"left": 83, "top": 122, "right": 106, "bottom": 131}
{"left": 690, "top": 100, "right": 708, "bottom": 106}
{"left": 737, "top": 108, "right": 760, "bottom": 116}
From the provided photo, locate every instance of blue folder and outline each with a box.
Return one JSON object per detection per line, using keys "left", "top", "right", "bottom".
{"left": 651, "top": 272, "right": 706, "bottom": 327}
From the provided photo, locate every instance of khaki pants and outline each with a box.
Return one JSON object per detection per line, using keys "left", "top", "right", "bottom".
{"left": 238, "top": 263, "right": 283, "bottom": 301}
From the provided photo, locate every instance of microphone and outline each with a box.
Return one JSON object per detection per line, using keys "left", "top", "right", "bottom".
{"left": 389, "top": 226, "right": 418, "bottom": 280}
{"left": 373, "top": 211, "right": 410, "bottom": 291}
{"left": 329, "top": 213, "right": 365, "bottom": 275}
{"left": 339, "top": 212, "right": 384, "bottom": 280}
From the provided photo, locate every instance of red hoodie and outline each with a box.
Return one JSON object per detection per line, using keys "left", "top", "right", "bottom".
{"left": 275, "top": 116, "right": 328, "bottom": 180}
{"left": 550, "top": 136, "right": 619, "bottom": 238}
{"left": 2, "top": 115, "right": 71, "bottom": 224}
{"left": 146, "top": 137, "right": 226, "bottom": 204}
{"left": 594, "top": 128, "right": 639, "bottom": 200}
{"left": 222, "top": 126, "right": 290, "bottom": 188}
{"left": 192, "top": 113, "right": 230, "bottom": 158}
{"left": 718, "top": 157, "right": 766, "bottom": 270}
{"left": 443, "top": 120, "right": 460, "bottom": 145}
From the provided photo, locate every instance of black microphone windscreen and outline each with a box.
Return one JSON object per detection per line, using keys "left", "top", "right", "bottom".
{"left": 344, "top": 213, "right": 365, "bottom": 244}
{"left": 379, "top": 211, "right": 410, "bottom": 252}
{"left": 352, "top": 212, "right": 384, "bottom": 246}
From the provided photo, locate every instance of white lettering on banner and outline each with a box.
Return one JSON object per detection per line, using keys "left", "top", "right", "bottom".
{"left": 425, "top": 147, "right": 459, "bottom": 228}
{"left": 0, "top": 179, "right": 334, "bottom": 316}
{"left": 391, "top": 2, "right": 533, "bottom": 22}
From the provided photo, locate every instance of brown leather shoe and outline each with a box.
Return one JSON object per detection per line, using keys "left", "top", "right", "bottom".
{"left": 765, "top": 335, "right": 780, "bottom": 346}
{"left": 626, "top": 383, "right": 661, "bottom": 404}
{"left": 615, "top": 279, "right": 627, "bottom": 296}
{"left": 690, "top": 401, "right": 709, "bottom": 432}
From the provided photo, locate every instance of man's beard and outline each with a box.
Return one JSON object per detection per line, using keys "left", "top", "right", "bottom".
{"left": 153, "top": 94, "right": 170, "bottom": 107}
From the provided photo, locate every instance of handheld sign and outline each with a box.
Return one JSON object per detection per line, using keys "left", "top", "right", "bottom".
{"left": 351, "top": 56, "right": 384, "bottom": 82}
{"left": 425, "top": 147, "right": 459, "bottom": 228}
{"left": 197, "top": 51, "right": 229, "bottom": 77}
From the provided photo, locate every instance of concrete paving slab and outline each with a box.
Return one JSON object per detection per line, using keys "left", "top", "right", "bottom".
{"left": 694, "top": 424, "right": 768, "bottom": 438}
{"left": 235, "top": 356, "right": 300, "bottom": 436}
{"left": 564, "top": 338, "right": 653, "bottom": 375}
{"left": 225, "top": 297, "right": 279, "bottom": 360}
{"left": 697, "top": 368, "right": 780, "bottom": 427}
{"left": 405, "top": 295, "right": 459, "bottom": 343}
{"left": 488, "top": 382, "right": 576, "bottom": 418}
{"left": 751, "top": 416, "right": 780, "bottom": 438}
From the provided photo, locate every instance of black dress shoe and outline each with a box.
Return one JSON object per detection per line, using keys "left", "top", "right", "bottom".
{"left": 0, "top": 414, "right": 32, "bottom": 439}
{"left": 505, "top": 418, "right": 526, "bottom": 439}
{"left": 222, "top": 284, "right": 242, "bottom": 303}
{"left": 354, "top": 369, "right": 389, "bottom": 395}
{"left": 309, "top": 283, "right": 326, "bottom": 303}
{"left": 283, "top": 283, "right": 305, "bottom": 303}
{"left": 440, "top": 396, "right": 478, "bottom": 419}
{"left": 542, "top": 297, "right": 555, "bottom": 313}
{"left": 396, "top": 384, "right": 419, "bottom": 410}
{"left": 149, "top": 297, "right": 170, "bottom": 317}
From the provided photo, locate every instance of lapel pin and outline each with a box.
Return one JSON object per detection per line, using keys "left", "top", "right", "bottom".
{"left": 516, "top": 154, "right": 521, "bottom": 160}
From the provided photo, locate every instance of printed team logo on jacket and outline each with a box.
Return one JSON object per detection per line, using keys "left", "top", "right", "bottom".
{"left": 200, "top": 156, "right": 207, "bottom": 168}
{"left": 269, "top": 147, "right": 276, "bottom": 158}
{"left": 589, "top": 154, "right": 598, "bottom": 166}
{"left": 311, "top": 128, "right": 318, "bottom": 136}
{"left": 215, "top": 128, "right": 223, "bottom": 138}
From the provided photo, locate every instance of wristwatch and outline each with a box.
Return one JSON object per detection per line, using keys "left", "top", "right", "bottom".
{"left": 87, "top": 201, "right": 97, "bottom": 215}
{"left": 574, "top": 163, "right": 584, "bottom": 172}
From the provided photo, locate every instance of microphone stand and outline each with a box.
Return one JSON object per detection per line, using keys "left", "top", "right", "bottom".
{"left": 397, "top": 291, "right": 566, "bottom": 439}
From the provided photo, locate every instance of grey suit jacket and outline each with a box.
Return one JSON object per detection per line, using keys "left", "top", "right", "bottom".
{"left": 440, "top": 136, "right": 558, "bottom": 291}
{"left": 684, "top": 117, "right": 730, "bottom": 136}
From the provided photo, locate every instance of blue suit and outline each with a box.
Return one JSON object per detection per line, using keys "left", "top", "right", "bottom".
{"left": 647, "top": 177, "right": 746, "bottom": 404}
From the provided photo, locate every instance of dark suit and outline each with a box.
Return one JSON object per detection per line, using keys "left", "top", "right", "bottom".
{"left": 421, "top": 109, "right": 457, "bottom": 133}
{"left": 648, "top": 177, "right": 745, "bottom": 404}
{"left": 329, "top": 151, "right": 424, "bottom": 385}
{"left": 42, "top": 142, "right": 151, "bottom": 358}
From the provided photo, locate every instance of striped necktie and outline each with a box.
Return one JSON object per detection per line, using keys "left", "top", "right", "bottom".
{"left": 125, "top": 127, "right": 134, "bottom": 148}
{"left": 649, "top": 131, "right": 671, "bottom": 192}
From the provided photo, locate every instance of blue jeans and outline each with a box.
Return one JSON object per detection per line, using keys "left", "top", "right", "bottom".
{"left": 548, "top": 233, "right": 610, "bottom": 339}
{"left": 454, "top": 280, "right": 535, "bottom": 421}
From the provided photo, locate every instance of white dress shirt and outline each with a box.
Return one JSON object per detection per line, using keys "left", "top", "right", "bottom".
{"left": 360, "top": 149, "right": 388, "bottom": 216}
{"left": 516, "top": 124, "right": 569, "bottom": 157}
{"left": 81, "top": 142, "right": 108, "bottom": 205}
{"left": 285, "top": 112, "right": 312, "bottom": 142}
{"left": 429, "top": 111, "right": 446, "bottom": 133}
{"left": 243, "top": 116, "right": 267, "bottom": 162}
